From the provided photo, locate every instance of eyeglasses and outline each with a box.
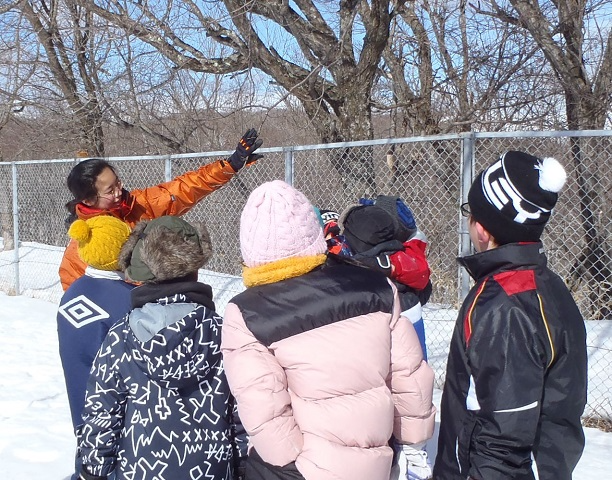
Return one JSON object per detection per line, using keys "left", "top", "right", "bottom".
{"left": 97, "top": 179, "right": 123, "bottom": 200}
{"left": 460, "top": 202, "right": 471, "bottom": 217}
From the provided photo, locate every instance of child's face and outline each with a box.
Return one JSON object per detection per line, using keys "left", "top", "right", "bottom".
{"left": 323, "top": 220, "right": 340, "bottom": 240}
{"left": 468, "top": 216, "right": 482, "bottom": 251}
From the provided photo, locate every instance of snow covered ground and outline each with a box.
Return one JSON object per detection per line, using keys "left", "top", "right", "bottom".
{"left": 0, "top": 241, "right": 611, "bottom": 479}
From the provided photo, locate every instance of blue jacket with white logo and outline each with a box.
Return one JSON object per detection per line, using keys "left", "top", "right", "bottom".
{"left": 57, "top": 268, "right": 134, "bottom": 431}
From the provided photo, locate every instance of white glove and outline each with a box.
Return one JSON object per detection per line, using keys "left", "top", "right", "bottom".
{"left": 403, "top": 444, "right": 432, "bottom": 480}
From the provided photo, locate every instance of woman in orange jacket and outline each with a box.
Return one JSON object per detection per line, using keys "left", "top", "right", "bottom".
{"left": 59, "top": 128, "right": 263, "bottom": 290}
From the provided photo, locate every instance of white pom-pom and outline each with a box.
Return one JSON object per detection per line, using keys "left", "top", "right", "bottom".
{"left": 538, "top": 157, "right": 567, "bottom": 193}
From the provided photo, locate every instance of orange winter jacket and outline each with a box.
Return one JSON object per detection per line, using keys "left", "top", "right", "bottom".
{"left": 59, "top": 159, "right": 237, "bottom": 290}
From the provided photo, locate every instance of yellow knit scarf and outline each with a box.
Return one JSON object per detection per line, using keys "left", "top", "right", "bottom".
{"left": 242, "top": 254, "right": 327, "bottom": 288}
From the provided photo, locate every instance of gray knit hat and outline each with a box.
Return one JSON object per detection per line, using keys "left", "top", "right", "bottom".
{"left": 118, "top": 216, "right": 212, "bottom": 283}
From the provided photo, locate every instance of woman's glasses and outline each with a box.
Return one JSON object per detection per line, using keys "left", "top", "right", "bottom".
{"left": 460, "top": 202, "right": 471, "bottom": 218}
{"left": 97, "top": 179, "right": 123, "bottom": 200}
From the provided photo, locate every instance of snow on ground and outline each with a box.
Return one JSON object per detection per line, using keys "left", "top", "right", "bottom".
{"left": 0, "top": 241, "right": 611, "bottom": 478}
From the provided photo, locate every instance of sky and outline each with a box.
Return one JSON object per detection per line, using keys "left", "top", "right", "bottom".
{"left": 0, "top": 242, "right": 611, "bottom": 479}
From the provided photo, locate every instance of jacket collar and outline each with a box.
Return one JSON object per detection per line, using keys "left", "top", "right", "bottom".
{"left": 242, "top": 254, "right": 327, "bottom": 288}
{"left": 130, "top": 281, "right": 215, "bottom": 311}
{"left": 75, "top": 190, "right": 135, "bottom": 221}
{"left": 458, "top": 242, "right": 547, "bottom": 281}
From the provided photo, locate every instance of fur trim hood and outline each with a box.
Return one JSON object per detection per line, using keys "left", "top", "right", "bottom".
{"left": 118, "top": 216, "right": 212, "bottom": 283}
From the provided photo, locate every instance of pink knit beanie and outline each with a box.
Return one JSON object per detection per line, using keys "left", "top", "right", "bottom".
{"left": 240, "top": 180, "right": 327, "bottom": 267}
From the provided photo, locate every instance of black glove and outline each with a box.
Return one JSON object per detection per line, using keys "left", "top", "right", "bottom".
{"left": 228, "top": 128, "right": 264, "bottom": 172}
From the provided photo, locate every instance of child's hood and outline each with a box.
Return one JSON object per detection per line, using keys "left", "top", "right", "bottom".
{"left": 126, "top": 301, "right": 222, "bottom": 389}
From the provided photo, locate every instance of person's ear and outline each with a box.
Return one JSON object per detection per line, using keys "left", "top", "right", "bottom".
{"left": 474, "top": 221, "right": 496, "bottom": 250}
{"left": 81, "top": 197, "right": 95, "bottom": 207}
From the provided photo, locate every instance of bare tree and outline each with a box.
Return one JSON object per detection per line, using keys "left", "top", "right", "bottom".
{"left": 16, "top": 0, "right": 108, "bottom": 155}
{"left": 2, "top": 1, "right": 246, "bottom": 159}
{"left": 0, "top": 2, "right": 37, "bottom": 249}
{"left": 78, "top": 0, "right": 403, "bottom": 143}
{"left": 72, "top": 0, "right": 409, "bottom": 196}
{"left": 474, "top": 1, "right": 612, "bottom": 129}
{"left": 379, "top": 0, "right": 560, "bottom": 137}
{"left": 473, "top": 0, "right": 612, "bottom": 318}
{"left": 377, "top": 1, "right": 557, "bottom": 196}
{"left": 0, "top": 2, "right": 34, "bottom": 150}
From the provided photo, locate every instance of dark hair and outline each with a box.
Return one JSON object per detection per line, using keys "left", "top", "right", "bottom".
{"left": 64, "top": 158, "right": 117, "bottom": 215}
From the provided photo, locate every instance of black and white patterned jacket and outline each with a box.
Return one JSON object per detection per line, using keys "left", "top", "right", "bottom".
{"left": 79, "top": 281, "right": 246, "bottom": 480}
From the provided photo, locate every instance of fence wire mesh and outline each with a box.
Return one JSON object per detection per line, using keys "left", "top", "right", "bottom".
{"left": 1, "top": 131, "right": 610, "bottom": 421}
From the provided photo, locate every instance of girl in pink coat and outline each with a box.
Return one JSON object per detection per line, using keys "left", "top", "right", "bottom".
{"left": 221, "top": 180, "right": 435, "bottom": 480}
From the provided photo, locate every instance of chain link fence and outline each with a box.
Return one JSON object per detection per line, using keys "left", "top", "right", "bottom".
{"left": 1, "top": 130, "right": 611, "bottom": 422}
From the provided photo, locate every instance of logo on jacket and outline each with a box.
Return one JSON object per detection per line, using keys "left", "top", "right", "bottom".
{"left": 58, "top": 295, "right": 110, "bottom": 328}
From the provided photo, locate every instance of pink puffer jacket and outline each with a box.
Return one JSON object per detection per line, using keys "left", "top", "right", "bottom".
{"left": 221, "top": 262, "right": 435, "bottom": 480}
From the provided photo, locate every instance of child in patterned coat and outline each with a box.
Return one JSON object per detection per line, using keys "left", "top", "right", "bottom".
{"left": 78, "top": 216, "right": 246, "bottom": 480}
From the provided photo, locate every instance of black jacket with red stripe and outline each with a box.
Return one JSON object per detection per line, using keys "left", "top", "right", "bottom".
{"left": 434, "top": 242, "right": 587, "bottom": 480}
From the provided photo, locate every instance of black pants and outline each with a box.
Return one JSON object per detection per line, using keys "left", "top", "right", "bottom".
{"left": 245, "top": 448, "right": 305, "bottom": 480}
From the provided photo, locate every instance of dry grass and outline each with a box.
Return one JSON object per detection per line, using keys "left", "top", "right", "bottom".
{"left": 583, "top": 415, "right": 612, "bottom": 432}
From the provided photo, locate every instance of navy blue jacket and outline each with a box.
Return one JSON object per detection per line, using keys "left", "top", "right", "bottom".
{"left": 57, "top": 269, "right": 134, "bottom": 430}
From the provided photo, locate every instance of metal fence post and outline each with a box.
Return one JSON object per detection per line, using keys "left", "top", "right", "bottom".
{"left": 459, "top": 133, "right": 475, "bottom": 303}
{"left": 11, "top": 163, "right": 20, "bottom": 294}
{"left": 284, "top": 147, "right": 294, "bottom": 186}
{"left": 164, "top": 155, "right": 172, "bottom": 182}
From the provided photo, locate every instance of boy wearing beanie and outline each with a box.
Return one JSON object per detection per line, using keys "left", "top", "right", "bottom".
{"left": 317, "top": 208, "right": 352, "bottom": 256}
{"left": 221, "top": 180, "right": 435, "bottom": 480}
{"left": 434, "top": 151, "right": 587, "bottom": 480}
{"left": 78, "top": 216, "right": 247, "bottom": 480}
{"left": 56, "top": 215, "right": 134, "bottom": 480}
